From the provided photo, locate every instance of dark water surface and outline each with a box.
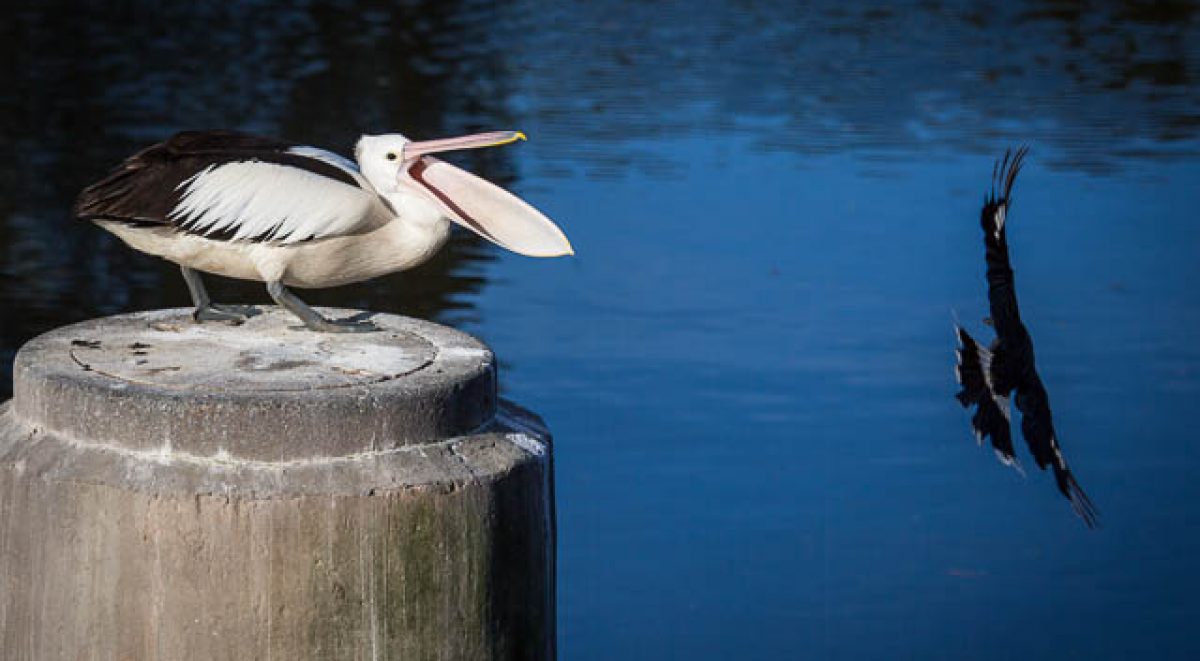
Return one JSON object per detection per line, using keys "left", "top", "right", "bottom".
{"left": 3, "top": 1, "right": 1199, "bottom": 658}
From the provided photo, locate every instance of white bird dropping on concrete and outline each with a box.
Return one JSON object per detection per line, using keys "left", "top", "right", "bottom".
{"left": 75, "top": 130, "right": 573, "bottom": 332}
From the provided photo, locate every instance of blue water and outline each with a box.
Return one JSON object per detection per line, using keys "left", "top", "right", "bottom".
{"left": 2, "top": 1, "right": 1199, "bottom": 658}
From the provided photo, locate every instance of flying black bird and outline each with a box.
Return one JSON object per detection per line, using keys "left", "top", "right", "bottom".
{"left": 954, "top": 147, "right": 1099, "bottom": 528}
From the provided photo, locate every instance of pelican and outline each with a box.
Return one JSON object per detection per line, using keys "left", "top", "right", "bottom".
{"left": 75, "top": 129, "right": 572, "bottom": 332}
{"left": 954, "top": 147, "right": 1099, "bottom": 528}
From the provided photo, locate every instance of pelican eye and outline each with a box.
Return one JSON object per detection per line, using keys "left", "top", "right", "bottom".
{"left": 386, "top": 152, "right": 397, "bottom": 161}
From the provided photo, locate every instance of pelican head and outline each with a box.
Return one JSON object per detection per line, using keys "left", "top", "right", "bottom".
{"left": 355, "top": 130, "right": 572, "bottom": 258}
{"left": 354, "top": 131, "right": 521, "bottom": 191}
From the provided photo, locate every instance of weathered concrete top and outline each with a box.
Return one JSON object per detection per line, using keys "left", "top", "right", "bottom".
{"left": 11, "top": 308, "right": 497, "bottom": 461}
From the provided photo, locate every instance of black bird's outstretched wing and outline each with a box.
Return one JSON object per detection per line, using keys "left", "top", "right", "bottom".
{"left": 956, "top": 147, "right": 1099, "bottom": 528}
{"left": 954, "top": 326, "right": 1019, "bottom": 469}
{"left": 981, "top": 146, "right": 1027, "bottom": 340}
{"left": 74, "top": 130, "right": 388, "bottom": 244}
{"left": 1014, "top": 375, "right": 1099, "bottom": 528}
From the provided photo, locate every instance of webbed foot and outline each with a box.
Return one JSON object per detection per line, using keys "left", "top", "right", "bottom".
{"left": 303, "top": 317, "right": 380, "bottom": 334}
{"left": 193, "top": 306, "right": 246, "bottom": 325}
{"left": 211, "top": 303, "right": 263, "bottom": 318}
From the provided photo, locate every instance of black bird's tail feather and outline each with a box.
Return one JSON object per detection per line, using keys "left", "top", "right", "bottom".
{"left": 1060, "top": 469, "right": 1100, "bottom": 529}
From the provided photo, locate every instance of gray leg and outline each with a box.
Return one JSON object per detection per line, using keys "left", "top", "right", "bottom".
{"left": 181, "top": 267, "right": 249, "bottom": 324}
{"left": 181, "top": 267, "right": 260, "bottom": 323}
{"left": 266, "top": 281, "right": 378, "bottom": 333}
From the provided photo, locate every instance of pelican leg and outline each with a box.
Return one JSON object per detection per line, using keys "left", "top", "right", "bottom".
{"left": 181, "top": 267, "right": 259, "bottom": 324}
{"left": 266, "top": 281, "right": 378, "bottom": 333}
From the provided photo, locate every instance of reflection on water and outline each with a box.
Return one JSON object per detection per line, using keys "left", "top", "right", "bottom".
{"left": 499, "top": 0, "right": 1198, "bottom": 175}
{"left": 2, "top": 1, "right": 1199, "bottom": 659}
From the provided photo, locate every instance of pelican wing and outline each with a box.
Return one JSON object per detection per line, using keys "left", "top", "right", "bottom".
{"left": 76, "top": 131, "right": 390, "bottom": 244}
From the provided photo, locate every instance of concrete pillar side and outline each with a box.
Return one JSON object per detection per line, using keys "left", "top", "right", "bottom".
{"left": 0, "top": 309, "right": 555, "bottom": 660}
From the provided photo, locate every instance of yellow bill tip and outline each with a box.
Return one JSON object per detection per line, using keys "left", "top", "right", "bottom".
{"left": 488, "top": 131, "right": 527, "bottom": 148}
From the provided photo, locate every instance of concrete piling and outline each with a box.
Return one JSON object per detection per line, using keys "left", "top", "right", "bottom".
{"left": 0, "top": 308, "right": 555, "bottom": 660}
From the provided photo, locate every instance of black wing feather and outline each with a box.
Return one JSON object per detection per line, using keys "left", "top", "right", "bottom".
{"left": 955, "top": 326, "right": 1019, "bottom": 467}
{"left": 1015, "top": 378, "right": 1100, "bottom": 527}
{"left": 74, "top": 130, "right": 363, "bottom": 242}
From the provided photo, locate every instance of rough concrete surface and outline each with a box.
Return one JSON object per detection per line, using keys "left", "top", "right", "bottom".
{"left": 0, "top": 309, "right": 555, "bottom": 660}
{"left": 13, "top": 308, "right": 498, "bottom": 460}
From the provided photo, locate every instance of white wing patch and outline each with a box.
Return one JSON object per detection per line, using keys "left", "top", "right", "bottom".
{"left": 171, "top": 161, "right": 378, "bottom": 244}
{"left": 973, "top": 341, "right": 1012, "bottom": 422}
{"left": 994, "top": 447, "right": 1026, "bottom": 475}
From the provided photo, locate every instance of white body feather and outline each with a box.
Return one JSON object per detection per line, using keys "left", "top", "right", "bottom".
{"left": 99, "top": 208, "right": 450, "bottom": 288}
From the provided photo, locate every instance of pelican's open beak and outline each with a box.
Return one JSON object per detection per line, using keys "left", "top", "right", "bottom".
{"left": 402, "top": 131, "right": 527, "bottom": 160}
{"left": 401, "top": 131, "right": 574, "bottom": 258}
